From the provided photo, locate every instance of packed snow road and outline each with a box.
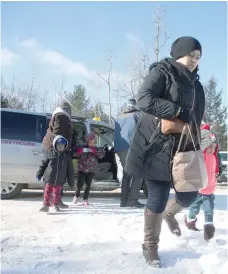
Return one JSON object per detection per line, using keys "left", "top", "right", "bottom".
{"left": 1, "top": 189, "right": 228, "bottom": 274}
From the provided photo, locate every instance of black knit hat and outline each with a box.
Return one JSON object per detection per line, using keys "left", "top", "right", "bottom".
{"left": 170, "top": 36, "right": 202, "bottom": 60}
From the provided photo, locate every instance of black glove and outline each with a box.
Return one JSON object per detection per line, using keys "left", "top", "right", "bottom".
{"left": 178, "top": 107, "right": 191, "bottom": 124}
{"left": 36, "top": 174, "right": 41, "bottom": 181}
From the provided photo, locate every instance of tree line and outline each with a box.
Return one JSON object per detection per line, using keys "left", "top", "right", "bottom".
{"left": 1, "top": 76, "right": 227, "bottom": 150}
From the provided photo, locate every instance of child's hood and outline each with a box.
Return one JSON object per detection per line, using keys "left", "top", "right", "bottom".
{"left": 201, "top": 128, "right": 217, "bottom": 152}
{"left": 52, "top": 135, "right": 68, "bottom": 152}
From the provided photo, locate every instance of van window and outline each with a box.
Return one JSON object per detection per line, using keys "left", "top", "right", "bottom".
{"left": 1, "top": 111, "right": 47, "bottom": 142}
{"left": 91, "top": 125, "right": 114, "bottom": 148}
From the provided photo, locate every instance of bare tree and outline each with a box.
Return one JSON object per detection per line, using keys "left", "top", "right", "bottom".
{"left": 120, "top": 4, "right": 171, "bottom": 100}
{"left": 97, "top": 53, "right": 114, "bottom": 124}
{"left": 58, "top": 76, "right": 65, "bottom": 105}
{"left": 113, "top": 56, "right": 145, "bottom": 101}
{"left": 40, "top": 88, "right": 49, "bottom": 113}
{"left": 46, "top": 77, "right": 66, "bottom": 113}
{"left": 23, "top": 70, "right": 37, "bottom": 111}
{"left": 112, "top": 75, "right": 124, "bottom": 115}
{"left": 1, "top": 73, "right": 37, "bottom": 111}
{"left": 153, "top": 4, "right": 171, "bottom": 62}
{"left": 55, "top": 76, "right": 65, "bottom": 107}
{"left": 113, "top": 73, "right": 131, "bottom": 100}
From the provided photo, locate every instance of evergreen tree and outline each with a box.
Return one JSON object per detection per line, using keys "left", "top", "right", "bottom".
{"left": 1, "top": 93, "right": 9, "bottom": 108}
{"left": 65, "top": 85, "right": 91, "bottom": 116}
{"left": 204, "top": 77, "right": 227, "bottom": 150}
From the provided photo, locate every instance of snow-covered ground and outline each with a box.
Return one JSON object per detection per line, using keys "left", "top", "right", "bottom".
{"left": 1, "top": 189, "right": 228, "bottom": 274}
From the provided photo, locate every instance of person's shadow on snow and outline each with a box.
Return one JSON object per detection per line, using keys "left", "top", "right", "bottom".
{"left": 46, "top": 204, "right": 145, "bottom": 215}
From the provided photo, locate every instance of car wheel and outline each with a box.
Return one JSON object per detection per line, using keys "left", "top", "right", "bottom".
{"left": 1, "top": 183, "right": 24, "bottom": 199}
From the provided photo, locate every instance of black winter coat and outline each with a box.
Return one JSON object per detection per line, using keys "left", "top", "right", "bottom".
{"left": 37, "top": 150, "right": 75, "bottom": 187}
{"left": 125, "top": 58, "right": 205, "bottom": 182}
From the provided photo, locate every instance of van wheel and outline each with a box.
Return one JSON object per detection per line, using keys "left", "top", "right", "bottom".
{"left": 1, "top": 183, "right": 24, "bottom": 199}
{"left": 142, "top": 181, "right": 148, "bottom": 199}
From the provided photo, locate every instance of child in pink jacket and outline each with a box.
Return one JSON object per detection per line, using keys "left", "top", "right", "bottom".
{"left": 72, "top": 132, "right": 105, "bottom": 206}
{"left": 185, "top": 124, "right": 219, "bottom": 241}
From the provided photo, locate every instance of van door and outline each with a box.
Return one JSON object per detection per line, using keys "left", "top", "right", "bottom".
{"left": 1, "top": 111, "right": 47, "bottom": 184}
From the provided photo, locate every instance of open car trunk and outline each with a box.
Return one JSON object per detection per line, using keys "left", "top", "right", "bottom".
{"left": 90, "top": 124, "right": 117, "bottom": 181}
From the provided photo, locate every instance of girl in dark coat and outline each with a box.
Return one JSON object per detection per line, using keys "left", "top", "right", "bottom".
{"left": 37, "top": 135, "right": 75, "bottom": 212}
{"left": 125, "top": 37, "right": 205, "bottom": 267}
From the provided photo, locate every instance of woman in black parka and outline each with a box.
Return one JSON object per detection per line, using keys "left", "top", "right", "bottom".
{"left": 125, "top": 37, "right": 205, "bottom": 267}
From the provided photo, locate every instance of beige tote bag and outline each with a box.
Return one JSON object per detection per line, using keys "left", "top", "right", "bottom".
{"left": 172, "top": 123, "right": 208, "bottom": 192}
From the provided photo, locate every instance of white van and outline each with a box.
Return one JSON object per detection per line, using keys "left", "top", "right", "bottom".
{"left": 1, "top": 108, "right": 119, "bottom": 199}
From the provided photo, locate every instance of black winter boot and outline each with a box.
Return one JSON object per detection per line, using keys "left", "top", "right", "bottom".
{"left": 204, "top": 224, "right": 215, "bottom": 241}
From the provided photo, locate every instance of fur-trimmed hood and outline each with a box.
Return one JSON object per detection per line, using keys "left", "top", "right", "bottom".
{"left": 52, "top": 107, "right": 70, "bottom": 119}
{"left": 52, "top": 135, "right": 68, "bottom": 152}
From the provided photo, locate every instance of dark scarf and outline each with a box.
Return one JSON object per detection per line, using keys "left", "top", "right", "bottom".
{"left": 160, "top": 58, "right": 199, "bottom": 84}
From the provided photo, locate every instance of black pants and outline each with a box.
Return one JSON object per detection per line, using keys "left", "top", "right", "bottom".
{"left": 118, "top": 151, "right": 142, "bottom": 206}
{"left": 120, "top": 171, "right": 131, "bottom": 206}
{"left": 75, "top": 171, "right": 94, "bottom": 200}
{"left": 146, "top": 180, "right": 198, "bottom": 214}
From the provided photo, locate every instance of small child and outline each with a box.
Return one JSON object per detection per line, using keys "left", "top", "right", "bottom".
{"left": 37, "top": 135, "right": 75, "bottom": 212}
{"left": 185, "top": 124, "right": 220, "bottom": 241}
{"left": 72, "top": 132, "right": 105, "bottom": 206}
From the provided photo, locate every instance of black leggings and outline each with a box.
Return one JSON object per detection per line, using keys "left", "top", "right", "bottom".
{"left": 75, "top": 172, "right": 94, "bottom": 200}
{"left": 146, "top": 180, "right": 198, "bottom": 213}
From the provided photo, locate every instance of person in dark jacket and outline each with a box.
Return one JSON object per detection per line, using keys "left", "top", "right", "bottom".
{"left": 114, "top": 99, "right": 144, "bottom": 208}
{"left": 37, "top": 135, "right": 75, "bottom": 212}
{"left": 124, "top": 37, "right": 205, "bottom": 267}
{"left": 72, "top": 132, "right": 105, "bottom": 206}
{"left": 42, "top": 99, "right": 72, "bottom": 209}
{"left": 42, "top": 99, "right": 72, "bottom": 151}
